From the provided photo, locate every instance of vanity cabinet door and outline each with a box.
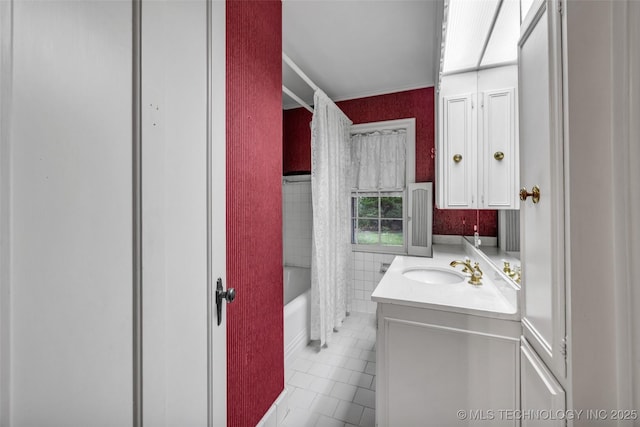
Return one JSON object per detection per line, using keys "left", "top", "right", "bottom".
{"left": 377, "top": 308, "right": 520, "bottom": 427}
{"left": 518, "top": 0, "right": 566, "bottom": 379}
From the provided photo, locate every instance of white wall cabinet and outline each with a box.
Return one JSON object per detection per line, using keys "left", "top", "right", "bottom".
{"left": 437, "top": 66, "right": 519, "bottom": 210}
{"left": 376, "top": 303, "right": 521, "bottom": 427}
{"left": 520, "top": 337, "right": 566, "bottom": 427}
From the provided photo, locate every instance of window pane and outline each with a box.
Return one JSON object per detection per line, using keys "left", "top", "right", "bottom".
{"left": 351, "top": 196, "right": 358, "bottom": 219}
{"left": 381, "top": 220, "right": 403, "bottom": 246}
{"left": 380, "top": 196, "right": 402, "bottom": 218}
{"left": 357, "top": 219, "right": 379, "bottom": 244}
{"left": 358, "top": 197, "right": 379, "bottom": 218}
{"left": 351, "top": 218, "right": 357, "bottom": 244}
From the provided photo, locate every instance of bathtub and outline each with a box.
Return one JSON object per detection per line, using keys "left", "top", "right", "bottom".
{"left": 283, "top": 266, "right": 311, "bottom": 369}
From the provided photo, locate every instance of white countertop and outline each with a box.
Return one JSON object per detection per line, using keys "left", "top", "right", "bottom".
{"left": 371, "top": 244, "right": 519, "bottom": 320}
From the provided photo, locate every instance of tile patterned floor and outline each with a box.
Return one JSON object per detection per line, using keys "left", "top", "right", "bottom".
{"left": 282, "top": 312, "right": 377, "bottom": 427}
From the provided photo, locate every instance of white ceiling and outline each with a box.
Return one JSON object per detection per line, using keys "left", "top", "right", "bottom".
{"left": 282, "top": 0, "right": 442, "bottom": 110}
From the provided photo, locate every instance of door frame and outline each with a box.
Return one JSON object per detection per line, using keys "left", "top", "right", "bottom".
{"left": 207, "top": 0, "right": 227, "bottom": 425}
{"left": 0, "top": 0, "right": 11, "bottom": 424}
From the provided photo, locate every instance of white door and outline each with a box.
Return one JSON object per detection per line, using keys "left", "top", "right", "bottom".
{"left": 0, "top": 0, "right": 227, "bottom": 425}
{"left": 141, "top": 0, "right": 228, "bottom": 425}
{"left": 518, "top": 0, "right": 566, "bottom": 379}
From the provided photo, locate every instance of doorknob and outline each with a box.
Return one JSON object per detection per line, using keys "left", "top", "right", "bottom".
{"left": 519, "top": 185, "right": 541, "bottom": 204}
{"left": 216, "top": 278, "right": 235, "bottom": 326}
{"left": 453, "top": 154, "right": 462, "bottom": 163}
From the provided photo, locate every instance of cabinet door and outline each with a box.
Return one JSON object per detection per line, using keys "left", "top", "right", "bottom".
{"left": 441, "top": 93, "right": 477, "bottom": 209}
{"left": 521, "top": 337, "right": 566, "bottom": 427}
{"left": 380, "top": 317, "right": 519, "bottom": 426}
{"left": 518, "top": 0, "right": 566, "bottom": 379}
{"left": 481, "top": 88, "right": 518, "bottom": 208}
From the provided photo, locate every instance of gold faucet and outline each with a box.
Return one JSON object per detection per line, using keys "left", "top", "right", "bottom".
{"left": 502, "top": 261, "right": 522, "bottom": 284}
{"left": 450, "top": 258, "right": 473, "bottom": 274}
{"left": 450, "top": 259, "right": 483, "bottom": 286}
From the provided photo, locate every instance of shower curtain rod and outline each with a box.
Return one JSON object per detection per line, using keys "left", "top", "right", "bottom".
{"left": 283, "top": 52, "right": 319, "bottom": 91}
{"left": 282, "top": 52, "right": 321, "bottom": 113}
{"left": 282, "top": 85, "right": 313, "bottom": 113}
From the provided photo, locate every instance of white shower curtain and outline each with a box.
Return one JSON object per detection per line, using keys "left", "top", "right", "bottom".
{"left": 310, "top": 89, "right": 353, "bottom": 347}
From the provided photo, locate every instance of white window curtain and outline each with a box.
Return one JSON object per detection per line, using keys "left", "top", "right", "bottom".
{"left": 351, "top": 130, "right": 407, "bottom": 190}
{"left": 310, "top": 89, "right": 353, "bottom": 347}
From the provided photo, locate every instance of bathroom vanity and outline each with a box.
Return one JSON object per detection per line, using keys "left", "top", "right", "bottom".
{"left": 372, "top": 243, "right": 521, "bottom": 426}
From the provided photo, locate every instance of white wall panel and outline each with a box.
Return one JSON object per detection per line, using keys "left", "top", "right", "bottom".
{"left": 9, "top": 1, "right": 133, "bottom": 424}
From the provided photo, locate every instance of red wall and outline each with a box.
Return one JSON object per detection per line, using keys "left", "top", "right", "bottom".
{"left": 226, "top": 2, "right": 283, "bottom": 426}
{"left": 283, "top": 88, "right": 498, "bottom": 236}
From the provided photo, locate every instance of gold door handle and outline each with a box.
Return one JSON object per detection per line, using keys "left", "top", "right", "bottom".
{"left": 494, "top": 151, "right": 504, "bottom": 161}
{"left": 453, "top": 154, "right": 462, "bottom": 163}
{"left": 519, "top": 185, "right": 541, "bottom": 204}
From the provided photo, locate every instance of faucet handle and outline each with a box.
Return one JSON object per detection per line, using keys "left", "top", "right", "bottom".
{"left": 468, "top": 263, "right": 483, "bottom": 286}
{"left": 503, "top": 261, "right": 511, "bottom": 274}
{"left": 505, "top": 264, "right": 521, "bottom": 284}
{"left": 473, "top": 262, "right": 483, "bottom": 277}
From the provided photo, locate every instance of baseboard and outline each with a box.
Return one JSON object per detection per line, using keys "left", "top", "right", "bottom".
{"left": 432, "top": 234, "right": 463, "bottom": 245}
{"left": 284, "top": 328, "right": 308, "bottom": 371}
{"left": 433, "top": 234, "right": 498, "bottom": 247}
{"left": 255, "top": 388, "right": 289, "bottom": 427}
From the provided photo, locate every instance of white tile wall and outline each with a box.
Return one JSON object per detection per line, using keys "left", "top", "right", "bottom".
{"left": 350, "top": 251, "right": 395, "bottom": 314}
{"left": 283, "top": 179, "right": 313, "bottom": 268}
{"left": 283, "top": 177, "right": 397, "bottom": 314}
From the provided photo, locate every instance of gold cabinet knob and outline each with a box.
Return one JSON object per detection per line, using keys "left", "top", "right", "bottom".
{"left": 494, "top": 151, "right": 505, "bottom": 161}
{"left": 519, "top": 185, "right": 541, "bottom": 204}
{"left": 453, "top": 154, "right": 462, "bottom": 163}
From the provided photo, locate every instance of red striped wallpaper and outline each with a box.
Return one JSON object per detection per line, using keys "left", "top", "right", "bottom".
{"left": 283, "top": 88, "right": 498, "bottom": 236}
{"left": 226, "top": 2, "right": 284, "bottom": 426}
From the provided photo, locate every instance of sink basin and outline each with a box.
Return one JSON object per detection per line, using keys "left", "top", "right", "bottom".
{"left": 402, "top": 267, "right": 466, "bottom": 285}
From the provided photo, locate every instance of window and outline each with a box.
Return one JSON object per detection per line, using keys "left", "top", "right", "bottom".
{"left": 350, "top": 119, "right": 415, "bottom": 253}
{"left": 352, "top": 192, "right": 404, "bottom": 247}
